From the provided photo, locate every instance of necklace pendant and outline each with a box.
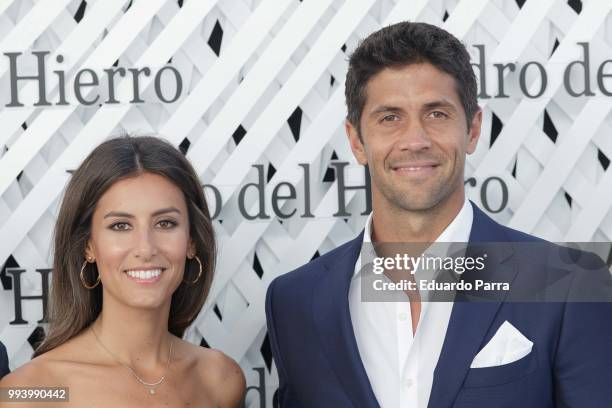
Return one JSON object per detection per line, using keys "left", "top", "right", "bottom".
{"left": 149, "top": 388, "right": 155, "bottom": 395}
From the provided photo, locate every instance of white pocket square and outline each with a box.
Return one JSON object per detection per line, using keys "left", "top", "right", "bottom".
{"left": 470, "top": 321, "right": 533, "bottom": 368}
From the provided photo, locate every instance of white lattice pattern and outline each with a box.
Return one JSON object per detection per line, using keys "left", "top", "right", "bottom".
{"left": 1, "top": 1, "right": 611, "bottom": 406}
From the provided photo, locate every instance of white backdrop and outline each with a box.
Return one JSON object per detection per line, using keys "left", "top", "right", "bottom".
{"left": 1, "top": 0, "right": 611, "bottom": 406}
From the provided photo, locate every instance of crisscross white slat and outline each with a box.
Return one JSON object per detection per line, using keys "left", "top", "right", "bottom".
{"left": 1, "top": 2, "right": 611, "bottom": 405}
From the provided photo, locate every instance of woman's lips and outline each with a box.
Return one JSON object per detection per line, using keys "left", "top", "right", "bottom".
{"left": 124, "top": 268, "right": 164, "bottom": 284}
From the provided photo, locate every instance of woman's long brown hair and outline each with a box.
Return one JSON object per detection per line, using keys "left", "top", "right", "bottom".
{"left": 33, "top": 136, "right": 216, "bottom": 357}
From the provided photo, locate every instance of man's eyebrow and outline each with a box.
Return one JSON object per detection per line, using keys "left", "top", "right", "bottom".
{"left": 369, "top": 105, "right": 404, "bottom": 115}
{"left": 369, "top": 100, "right": 458, "bottom": 116}
{"left": 422, "top": 99, "right": 457, "bottom": 111}
{"left": 103, "top": 207, "right": 181, "bottom": 219}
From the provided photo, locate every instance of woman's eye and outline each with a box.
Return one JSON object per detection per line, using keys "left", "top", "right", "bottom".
{"left": 110, "top": 222, "right": 130, "bottom": 231}
{"left": 157, "top": 220, "right": 177, "bottom": 229}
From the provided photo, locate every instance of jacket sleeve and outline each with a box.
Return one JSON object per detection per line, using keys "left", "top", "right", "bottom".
{"left": 553, "top": 253, "right": 612, "bottom": 407}
{"left": 0, "top": 341, "right": 9, "bottom": 378}
{"left": 265, "top": 279, "right": 303, "bottom": 408}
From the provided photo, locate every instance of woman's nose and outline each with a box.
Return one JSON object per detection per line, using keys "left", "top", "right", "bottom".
{"left": 134, "top": 228, "right": 158, "bottom": 260}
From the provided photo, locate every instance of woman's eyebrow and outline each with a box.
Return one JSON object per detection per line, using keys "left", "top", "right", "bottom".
{"left": 103, "top": 207, "right": 181, "bottom": 219}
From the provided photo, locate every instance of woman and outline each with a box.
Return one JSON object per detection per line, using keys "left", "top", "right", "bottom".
{"left": 0, "top": 136, "right": 245, "bottom": 406}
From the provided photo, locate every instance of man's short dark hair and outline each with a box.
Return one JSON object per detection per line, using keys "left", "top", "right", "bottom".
{"left": 345, "top": 21, "right": 478, "bottom": 134}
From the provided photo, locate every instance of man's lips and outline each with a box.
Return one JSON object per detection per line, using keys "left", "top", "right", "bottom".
{"left": 391, "top": 162, "right": 439, "bottom": 172}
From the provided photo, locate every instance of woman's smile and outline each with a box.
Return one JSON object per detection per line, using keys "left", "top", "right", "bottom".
{"left": 124, "top": 267, "right": 166, "bottom": 284}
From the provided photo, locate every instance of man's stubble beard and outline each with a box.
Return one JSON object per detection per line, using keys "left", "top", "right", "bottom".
{"left": 376, "top": 153, "right": 463, "bottom": 213}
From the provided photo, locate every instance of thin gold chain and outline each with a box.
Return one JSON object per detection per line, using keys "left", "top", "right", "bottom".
{"left": 91, "top": 325, "right": 174, "bottom": 394}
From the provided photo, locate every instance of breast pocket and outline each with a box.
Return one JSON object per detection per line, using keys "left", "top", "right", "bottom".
{"left": 462, "top": 345, "right": 539, "bottom": 388}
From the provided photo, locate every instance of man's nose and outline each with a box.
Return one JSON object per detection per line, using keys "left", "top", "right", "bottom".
{"left": 134, "top": 227, "right": 158, "bottom": 260}
{"left": 397, "top": 120, "right": 432, "bottom": 151}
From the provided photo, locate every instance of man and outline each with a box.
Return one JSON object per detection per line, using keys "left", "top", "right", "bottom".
{"left": 0, "top": 341, "right": 9, "bottom": 379}
{"left": 265, "top": 22, "right": 612, "bottom": 407}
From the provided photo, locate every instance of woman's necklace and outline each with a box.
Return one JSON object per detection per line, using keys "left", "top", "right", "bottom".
{"left": 91, "top": 325, "right": 174, "bottom": 395}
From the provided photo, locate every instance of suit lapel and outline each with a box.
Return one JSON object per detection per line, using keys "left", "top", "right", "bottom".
{"left": 309, "top": 204, "right": 518, "bottom": 408}
{"left": 428, "top": 204, "right": 518, "bottom": 408}
{"left": 312, "top": 232, "right": 380, "bottom": 408}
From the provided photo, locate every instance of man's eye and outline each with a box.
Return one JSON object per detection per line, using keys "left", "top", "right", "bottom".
{"left": 110, "top": 222, "right": 130, "bottom": 231}
{"left": 157, "top": 220, "right": 177, "bottom": 229}
{"left": 429, "top": 111, "right": 448, "bottom": 119}
{"left": 381, "top": 114, "right": 400, "bottom": 122}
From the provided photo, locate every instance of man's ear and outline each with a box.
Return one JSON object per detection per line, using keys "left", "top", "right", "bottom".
{"left": 466, "top": 109, "right": 482, "bottom": 154}
{"left": 345, "top": 120, "right": 368, "bottom": 165}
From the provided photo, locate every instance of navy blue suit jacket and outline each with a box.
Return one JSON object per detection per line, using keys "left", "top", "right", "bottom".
{"left": 265, "top": 204, "right": 612, "bottom": 407}
{"left": 0, "top": 341, "right": 9, "bottom": 379}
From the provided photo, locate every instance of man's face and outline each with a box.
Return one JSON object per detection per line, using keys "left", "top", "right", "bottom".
{"left": 346, "top": 62, "right": 481, "bottom": 213}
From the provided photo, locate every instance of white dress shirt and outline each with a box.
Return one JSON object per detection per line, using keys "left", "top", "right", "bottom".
{"left": 348, "top": 199, "right": 473, "bottom": 408}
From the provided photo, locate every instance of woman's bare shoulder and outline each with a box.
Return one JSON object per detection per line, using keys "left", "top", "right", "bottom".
{"left": 0, "top": 354, "right": 62, "bottom": 387}
{"left": 0, "top": 357, "right": 67, "bottom": 408}
{"left": 177, "top": 339, "right": 246, "bottom": 406}
{"left": 1, "top": 333, "right": 100, "bottom": 388}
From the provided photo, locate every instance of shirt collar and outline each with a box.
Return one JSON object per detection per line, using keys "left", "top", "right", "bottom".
{"left": 355, "top": 198, "right": 473, "bottom": 277}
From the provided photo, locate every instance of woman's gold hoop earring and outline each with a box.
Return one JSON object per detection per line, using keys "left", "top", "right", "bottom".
{"left": 185, "top": 255, "right": 203, "bottom": 285}
{"left": 80, "top": 260, "right": 100, "bottom": 289}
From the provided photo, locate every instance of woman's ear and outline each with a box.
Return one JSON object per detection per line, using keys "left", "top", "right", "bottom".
{"left": 188, "top": 239, "right": 196, "bottom": 259}
{"left": 84, "top": 241, "right": 95, "bottom": 261}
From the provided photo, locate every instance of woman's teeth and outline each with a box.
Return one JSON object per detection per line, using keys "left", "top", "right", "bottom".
{"left": 126, "top": 269, "right": 162, "bottom": 279}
